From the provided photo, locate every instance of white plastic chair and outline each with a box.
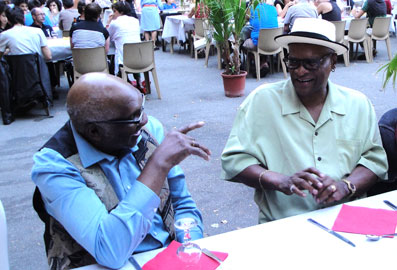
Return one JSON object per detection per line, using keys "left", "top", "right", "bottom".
{"left": 344, "top": 18, "right": 372, "bottom": 63}
{"left": 0, "top": 200, "right": 10, "bottom": 270}
{"left": 120, "top": 41, "right": 162, "bottom": 99}
{"left": 368, "top": 16, "right": 392, "bottom": 60}
{"left": 331, "top": 20, "right": 349, "bottom": 66}
{"left": 246, "top": 27, "right": 287, "bottom": 81}
{"left": 71, "top": 47, "right": 109, "bottom": 81}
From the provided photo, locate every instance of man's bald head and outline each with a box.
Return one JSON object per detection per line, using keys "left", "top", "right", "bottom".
{"left": 67, "top": 73, "right": 141, "bottom": 133}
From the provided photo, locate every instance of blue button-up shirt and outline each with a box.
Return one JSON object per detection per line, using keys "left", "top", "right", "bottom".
{"left": 31, "top": 116, "right": 203, "bottom": 268}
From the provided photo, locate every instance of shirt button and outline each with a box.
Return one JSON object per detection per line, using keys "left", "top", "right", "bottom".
{"left": 127, "top": 185, "right": 131, "bottom": 190}
{"left": 315, "top": 131, "right": 318, "bottom": 136}
{"left": 318, "top": 157, "right": 322, "bottom": 161}
{"left": 153, "top": 231, "right": 158, "bottom": 236}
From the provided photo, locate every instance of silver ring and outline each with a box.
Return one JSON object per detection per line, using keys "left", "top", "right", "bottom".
{"left": 289, "top": 184, "right": 295, "bottom": 193}
{"left": 330, "top": 184, "right": 336, "bottom": 192}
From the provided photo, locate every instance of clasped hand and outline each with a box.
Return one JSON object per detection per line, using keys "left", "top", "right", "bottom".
{"left": 280, "top": 167, "right": 349, "bottom": 204}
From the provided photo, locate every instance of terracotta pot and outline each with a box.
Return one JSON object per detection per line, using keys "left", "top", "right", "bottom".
{"left": 221, "top": 71, "right": 247, "bottom": 97}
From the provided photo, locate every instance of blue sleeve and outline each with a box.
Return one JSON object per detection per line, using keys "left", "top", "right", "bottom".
{"left": 44, "top": 15, "right": 53, "bottom": 27}
{"left": 32, "top": 148, "right": 160, "bottom": 269}
{"left": 145, "top": 116, "right": 204, "bottom": 241}
{"left": 24, "top": 14, "right": 33, "bottom": 26}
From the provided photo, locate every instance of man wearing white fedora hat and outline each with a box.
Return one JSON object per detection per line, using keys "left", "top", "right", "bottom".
{"left": 221, "top": 18, "right": 388, "bottom": 223}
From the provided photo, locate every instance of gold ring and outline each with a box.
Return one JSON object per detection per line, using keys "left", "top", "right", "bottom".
{"left": 330, "top": 184, "right": 336, "bottom": 192}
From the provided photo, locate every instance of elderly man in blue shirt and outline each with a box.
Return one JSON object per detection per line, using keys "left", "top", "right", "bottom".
{"left": 31, "top": 73, "right": 211, "bottom": 270}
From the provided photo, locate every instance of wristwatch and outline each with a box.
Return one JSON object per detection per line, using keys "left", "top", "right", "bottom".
{"left": 342, "top": 179, "right": 356, "bottom": 198}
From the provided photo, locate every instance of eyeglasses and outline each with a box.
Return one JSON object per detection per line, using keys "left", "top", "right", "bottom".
{"left": 283, "top": 53, "right": 334, "bottom": 71}
{"left": 91, "top": 94, "right": 145, "bottom": 125}
{"left": 35, "top": 12, "right": 46, "bottom": 16}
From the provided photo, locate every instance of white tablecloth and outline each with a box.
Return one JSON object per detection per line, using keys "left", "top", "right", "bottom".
{"left": 47, "top": 37, "right": 72, "bottom": 62}
{"left": 74, "top": 190, "right": 397, "bottom": 270}
{"left": 161, "top": 15, "right": 195, "bottom": 43}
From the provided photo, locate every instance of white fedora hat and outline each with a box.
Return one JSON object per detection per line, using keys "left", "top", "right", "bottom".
{"left": 275, "top": 18, "right": 348, "bottom": 55}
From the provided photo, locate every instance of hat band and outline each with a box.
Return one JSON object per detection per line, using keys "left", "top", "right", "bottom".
{"left": 289, "top": 31, "right": 332, "bottom": 42}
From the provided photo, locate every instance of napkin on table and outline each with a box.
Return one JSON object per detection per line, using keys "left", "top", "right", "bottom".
{"left": 142, "top": 240, "right": 228, "bottom": 270}
{"left": 332, "top": 204, "right": 397, "bottom": 236}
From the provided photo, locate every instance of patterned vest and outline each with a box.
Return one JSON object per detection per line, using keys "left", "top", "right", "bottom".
{"left": 33, "top": 122, "right": 175, "bottom": 270}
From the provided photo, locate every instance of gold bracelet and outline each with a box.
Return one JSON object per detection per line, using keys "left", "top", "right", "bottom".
{"left": 258, "top": 170, "right": 267, "bottom": 190}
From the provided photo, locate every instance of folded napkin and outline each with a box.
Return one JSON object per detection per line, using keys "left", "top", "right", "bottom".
{"left": 142, "top": 241, "right": 228, "bottom": 270}
{"left": 332, "top": 204, "right": 397, "bottom": 236}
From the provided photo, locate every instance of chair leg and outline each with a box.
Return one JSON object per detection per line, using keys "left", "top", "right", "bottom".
{"left": 151, "top": 68, "right": 162, "bottom": 99}
{"left": 246, "top": 51, "right": 250, "bottom": 75}
{"left": 144, "top": 72, "right": 151, "bottom": 94}
{"left": 386, "top": 37, "right": 392, "bottom": 60}
{"left": 363, "top": 38, "right": 371, "bottom": 63}
{"left": 170, "top": 37, "right": 175, "bottom": 54}
{"left": 279, "top": 50, "right": 288, "bottom": 78}
{"left": 121, "top": 69, "right": 128, "bottom": 82}
{"left": 254, "top": 52, "right": 260, "bottom": 81}
{"left": 204, "top": 42, "right": 211, "bottom": 67}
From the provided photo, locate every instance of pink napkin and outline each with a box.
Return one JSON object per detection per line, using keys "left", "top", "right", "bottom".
{"left": 332, "top": 204, "right": 397, "bottom": 236}
{"left": 142, "top": 241, "right": 228, "bottom": 270}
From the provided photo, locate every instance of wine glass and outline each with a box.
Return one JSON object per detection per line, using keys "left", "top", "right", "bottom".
{"left": 174, "top": 217, "right": 202, "bottom": 266}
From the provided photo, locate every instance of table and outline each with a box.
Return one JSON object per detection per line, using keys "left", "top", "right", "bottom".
{"left": 161, "top": 15, "right": 195, "bottom": 53}
{"left": 47, "top": 37, "right": 72, "bottom": 62}
{"left": 74, "top": 190, "right": 397, "bottom": 270}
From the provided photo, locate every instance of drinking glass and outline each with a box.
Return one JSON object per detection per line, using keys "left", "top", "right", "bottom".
{"left": 174, "top": 217, "right": 202, "bottom": 265}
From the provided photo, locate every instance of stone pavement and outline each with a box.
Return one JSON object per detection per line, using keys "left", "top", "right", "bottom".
{"left": 1, "top": 37, "right": 397, "bottom": 269}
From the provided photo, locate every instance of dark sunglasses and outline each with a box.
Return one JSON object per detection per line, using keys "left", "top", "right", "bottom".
{"left": 91, "top": 94, "right": 145, "bottom": 125}
{"left": 283, "top": 53, "right": 334, "bottom": 71}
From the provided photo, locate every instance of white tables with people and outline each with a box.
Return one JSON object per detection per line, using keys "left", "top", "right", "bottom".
{"left": 161, "top": 14, "right": 194, "bottom": 53}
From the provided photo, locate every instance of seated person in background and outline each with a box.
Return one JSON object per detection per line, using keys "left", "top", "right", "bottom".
{"left": 353, "top": 0, "right": 386, "bottom": 27}
{"left": 385, "top": 0, "right": 392, "bottom": 14}
{"left": 30, "top": 7, "right": 55, "bottom": 37}
{"left": 32, "top": 73, "right": 209, "bottom": 269}
{"left": 13, "top": 0, "right": 29, "bottom": 13}
{"left": 283, "top": 0, "right": 318, "bottom": 33}
{"left": 59, "top": 0, "right": 79, "bottom": 31}
{"left": 70, "top": 2, "right": 109, "bottom": 53}
{"left": 163, "top": 0, "right": 177, "bottom": 9}
{"left": 221, "top": 18, "right": 388, "bottom": 224}
{"left": 0, "top": 2, "right": 10, "bottom": 33}
{"left": 45, "top": 0, "right": 61, "bottom": 27}
{"left": 107, "top": 1, "right": 141, "bottom": 85}
{"left": 0, "top": 7, "right": 51, "bottom": 60}
{"left": 314, "top": 0, "right": 341, "bottom": 21}
{"left": 368, "top": 108, "right": 397, "bottom": 196}
{"left": 24, "top": 0, "right": 53, "bottom": 26}
{"left": 242, "top": 1, "right": 278, "bottom": 74}
{"left": 352, "top": 0, "right": 386, "bottom": 54}
{"left": 274, "top": 0, "right": 295, "bottom": 19}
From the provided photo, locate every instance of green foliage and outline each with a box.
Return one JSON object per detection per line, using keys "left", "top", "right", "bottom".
{"left": 378, "top": 54, "right": 397, "bottom": 90}
{"left": 203, "top": 0, "right": 260, "bottom": 75}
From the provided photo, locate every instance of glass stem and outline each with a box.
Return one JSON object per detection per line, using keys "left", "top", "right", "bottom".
{"left": 183, "top": 229, "right": 191, "bottom": 245}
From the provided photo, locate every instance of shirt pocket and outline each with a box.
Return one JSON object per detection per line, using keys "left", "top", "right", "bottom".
{"left": 336, "top": 139, "right": 361, "bottom": 176}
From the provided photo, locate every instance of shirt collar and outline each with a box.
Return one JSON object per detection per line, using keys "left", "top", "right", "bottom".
{"left": 281, "top": 79, "right": 346, "bottom": 116}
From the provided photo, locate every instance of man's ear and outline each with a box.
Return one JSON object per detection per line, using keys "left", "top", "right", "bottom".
{"left": 85, "top": 122, "right": 102, "bottom": 143}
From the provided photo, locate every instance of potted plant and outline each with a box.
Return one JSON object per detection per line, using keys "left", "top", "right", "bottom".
{"left": 378, "top": 54, "right": 397, "bottom": 89}
{"left": 204, "top": 0, "right": 259, "bottom": 97}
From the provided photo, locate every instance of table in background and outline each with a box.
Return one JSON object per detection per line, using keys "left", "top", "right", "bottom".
{"left": 47, "top": 37, "right": 72, "bottom": 62}
{"left": 162, "top": 15, "right": 195, "bottom": 53}
{"left": 74, "top": 190, "right": 397, "bottom": 270}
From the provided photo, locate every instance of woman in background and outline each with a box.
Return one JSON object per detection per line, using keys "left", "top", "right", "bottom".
{"left": 140, "top": 0, "right": 162, "bottom": 49}
{"left": 274, "top": 0, "right": 294, "bottom": 18}
{"left": 314, "top": 0, "right": 341, "bottom": 21}
{"left": 0, "top": 2, "right": 10, "bottom": 33}
{"left": 46, "top": 0, "right": 62, "bottom": 26}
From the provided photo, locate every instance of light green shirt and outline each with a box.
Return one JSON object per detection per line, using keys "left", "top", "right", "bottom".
{"left": 221, "top": 79, "right": 388, "bottom": 223}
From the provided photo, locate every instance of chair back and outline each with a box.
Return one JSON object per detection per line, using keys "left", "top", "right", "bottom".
{"left": 0, "top": 201, "right": 9, "bottom": 270}
{"left": 194, "top": 18, "right": 205, "bottom": 38}
{"left": 372, "top": 16, "right": 391, "bottom": 39}
{"left": 257, "top": 27, "right": 283, "bottom": 54}
{"left": 123, "top": 41, "right": 155, "bottom": 73}
{"left": 331, "top": 20, "right": 346, "bottom": 43}
{"left": 347, "top": 18, "right": 368, "bottom": 41}
{"left": 72, "top": 47, "right": 108, "bottom": 76}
